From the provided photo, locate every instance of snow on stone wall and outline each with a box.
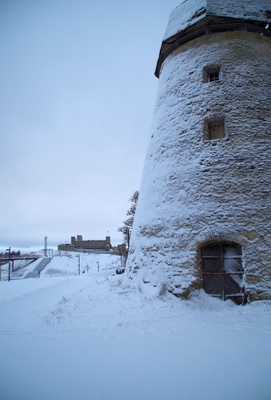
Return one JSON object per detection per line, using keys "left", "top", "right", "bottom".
{"left": 126, "top": 30, "right": 271, "bottom": 301}
{"left": 164, "top": 0, "right": 271, "bottom": 40}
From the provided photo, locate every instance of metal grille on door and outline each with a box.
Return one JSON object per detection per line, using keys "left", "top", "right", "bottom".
{"left": 201, "top": 242, "right": 244, "bottom": 304}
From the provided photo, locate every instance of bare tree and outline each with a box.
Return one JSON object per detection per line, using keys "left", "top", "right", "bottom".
{"left": 118, "top": 190, "right": 139, "bottom": 250}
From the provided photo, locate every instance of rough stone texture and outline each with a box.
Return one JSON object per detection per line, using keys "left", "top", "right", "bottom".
{"left": 126, "top": 30, "right": 271, "bottom": 301}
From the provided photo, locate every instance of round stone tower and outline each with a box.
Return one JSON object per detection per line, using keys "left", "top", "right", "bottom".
{"left": 126, "top": 0, "right": 271, "bottom": 303}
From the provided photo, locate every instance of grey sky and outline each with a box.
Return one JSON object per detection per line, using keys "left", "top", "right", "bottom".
{"left": 0, "top": 0, "right": 179, "bottom": 250}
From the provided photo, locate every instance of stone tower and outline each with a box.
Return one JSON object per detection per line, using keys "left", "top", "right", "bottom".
{"left": 126, "top": 0, "right": 271, "bottom": 303}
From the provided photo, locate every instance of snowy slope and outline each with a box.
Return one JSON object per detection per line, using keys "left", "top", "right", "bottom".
{"left": 0, "top": 252, "right": 270, "bottom": 400}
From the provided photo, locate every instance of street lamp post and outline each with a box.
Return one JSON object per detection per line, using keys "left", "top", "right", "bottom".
{"left": 6, "top": 247, "right": 11, "bottom": 282}
{"left": 76, "top": 255, "right": 80, "bottom": 275}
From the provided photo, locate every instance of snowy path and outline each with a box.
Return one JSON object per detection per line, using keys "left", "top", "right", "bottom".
{"left": 0, "top": 263, "right": 271, "bottom": 400}
{"left": 24, "top": 257, "right": 52, "bottom": 278}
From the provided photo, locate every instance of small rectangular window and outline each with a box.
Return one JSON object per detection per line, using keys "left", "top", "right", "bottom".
{"left": 203, "top": 65, "right": 221, "bottom": 83}
{"left": 208, "top": 71, "right": 220, "bottom": 82}
{"left": 208, "top": 120, "right": 225, "bottom": 139}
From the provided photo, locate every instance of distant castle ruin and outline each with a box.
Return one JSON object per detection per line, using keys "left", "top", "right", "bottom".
{"left": 58, "top": 235, "right": 111, "bottom": 251}
{"left": 126, "top": 0, "right": 271, "bottom": 303}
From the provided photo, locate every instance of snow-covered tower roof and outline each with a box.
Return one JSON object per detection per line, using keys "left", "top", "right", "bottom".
{"left": 156, "top": 0, "right": 271, "bottom": 76}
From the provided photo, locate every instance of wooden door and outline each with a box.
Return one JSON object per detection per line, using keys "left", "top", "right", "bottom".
{"left": 201, "top": 242, "right": 244, "bottom": 304}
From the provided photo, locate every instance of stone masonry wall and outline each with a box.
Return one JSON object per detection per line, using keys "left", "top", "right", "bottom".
{"left": 126, "top": 32, "right": 271, "bottom": 300}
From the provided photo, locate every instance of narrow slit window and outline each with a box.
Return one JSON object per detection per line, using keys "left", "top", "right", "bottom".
{"left": 208, "top": 120, "right": 225, "bottom": 139}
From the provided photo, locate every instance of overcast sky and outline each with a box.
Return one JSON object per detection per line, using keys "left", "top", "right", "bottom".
{"left": 0, "top": 0, "right": 179, "bottom": 251}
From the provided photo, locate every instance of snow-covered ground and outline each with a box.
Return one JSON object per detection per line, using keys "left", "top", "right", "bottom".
{"left": 0, "top": 251, "right": 270, "bottom": 400}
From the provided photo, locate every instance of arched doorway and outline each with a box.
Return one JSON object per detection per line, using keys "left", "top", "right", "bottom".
{"left": 201, "top": 242, "right": 244, "bottom": 304}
